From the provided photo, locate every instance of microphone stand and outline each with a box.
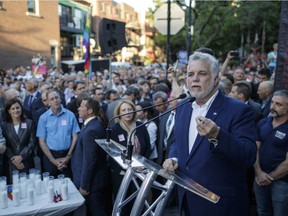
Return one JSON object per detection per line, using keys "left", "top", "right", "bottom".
{"left": 95, "top": 97, "right": 222, "bottom": 216}
{"left": 106, "top": 93, "right": 187, "bottom": 143}
{"left": 125, "top": 96, "right": 196, "bottom": 162}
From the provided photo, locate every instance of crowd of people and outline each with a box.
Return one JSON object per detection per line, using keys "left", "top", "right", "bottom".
{"left": 0, "top": 45, "right": 287, "bottom": 216}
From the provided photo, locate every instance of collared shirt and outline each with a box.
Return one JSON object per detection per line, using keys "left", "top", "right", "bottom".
{"left": 188, "top": 90, "right": 219, "bottom": 152}
{"left": 31, "top": 91, "right": 39, "bottom": 99}
{"left": 28, "top": 91, "right": 39, "bottom": 107}
{"left": 36, "top": 105, "right": 80, "bottom": 151}
{"left": 164, "top": 111, "right": 175, "bottom": 148}
{"left": 84, "top": 116, "right": 96, "bottom": 126}
{"left": 257, "top": 117, "right": 288, "bottom": 179}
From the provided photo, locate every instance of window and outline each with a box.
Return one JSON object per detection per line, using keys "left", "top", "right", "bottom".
{"left": 27, "top": 0, "right": 35, "bottom": 13}
{"left": 50, "top": 46, "right": 56, "bottom": 67}
{"left": 59, "top": 5, "right": 73, "bottom": 27}
{"left": 74, "top": 9, "right": 82, "bottom": 29}
{"left": 27, "top": 0, "right": 40, "bottom": 16}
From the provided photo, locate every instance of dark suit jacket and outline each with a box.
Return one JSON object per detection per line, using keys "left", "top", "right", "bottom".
{"left": 72, "top": 118, "right": 109, "bottom": 192}
{"left": 100, "top": 101, "right": 108, "bottom": 113}
{"left": 1, "top": 119, "right": 35, "bottom": 182}
{"left": 66, "top": 97, "right": 78, "bottom": 114}
{"left": 262, "top": 97, "right": 272, "bottom": 118}
{"left": 169, "top": 92, "right": 257, "bottom": 216}
{"left": 23, "top": 91, "right": 41, "bottom": 119}
{"left": 156, "top": 111, "right": 174, "bottom": 165}
{"left": 110, "top": 121, "right": 151, "bottom": 158}
{"left": 248, "top": 99, "right": 263, "bottom": 122}
{"left": 24, "top": 91, "right": 41, "bottom": 110}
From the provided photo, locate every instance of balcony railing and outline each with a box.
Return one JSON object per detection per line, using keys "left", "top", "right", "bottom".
{"left": 60, "top": 14, "right": 84, "bottom": 30}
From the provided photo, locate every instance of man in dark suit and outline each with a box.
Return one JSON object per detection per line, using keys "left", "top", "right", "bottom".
{"left": 229, "top": 81, "right": 263, "bottom": 122}
{"left": 163, "top": 51, "right": 257, "bottom": 216}
{"left": 257, "top": 80, "right": 274, "bottom": 118}
{"left": 66, "top": 81, "right": 86, "bottom": 127}
{"left": 72, "top": 98, "right": 109, "bottom": 216}
{"left": 94, "top": 87, "right": 108, "bottom": 113}
{"left": 23, "top": 78, "right": 41, "bottom": 119}
{"left": 153, "top": 91, "right": 169, "bottom": 165}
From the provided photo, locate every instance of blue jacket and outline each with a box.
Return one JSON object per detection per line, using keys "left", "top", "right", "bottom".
{"left": 169, "top": 91, "right": 257, "bottom": 216}
{"left": 72, "top": 118, "right": 109, "bottom": 191}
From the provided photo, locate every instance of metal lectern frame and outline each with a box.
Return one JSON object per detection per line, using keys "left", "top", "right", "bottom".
{"left": 96, "top": 139, "right": 220, "bottom": 216}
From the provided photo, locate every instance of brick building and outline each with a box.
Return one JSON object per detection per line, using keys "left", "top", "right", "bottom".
{"left": 0, "top": 0, "right": 156, "bottom": 71}
{"left": 0, "top": 1, "right": 60, "bottom": 69}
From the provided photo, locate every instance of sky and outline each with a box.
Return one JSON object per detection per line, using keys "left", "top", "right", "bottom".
{"left": 114, "top": 0, "right": 155, "bottom": 13}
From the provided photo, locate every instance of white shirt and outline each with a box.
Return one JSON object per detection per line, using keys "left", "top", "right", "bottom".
{"left": 164, "top": 111, "right": 175, "bottom": 148}
{"left": 188, "top": 90, "right": 219, "bottom": 153}
{"left": 144, "top": 120, "right": 158, "bottom": 160}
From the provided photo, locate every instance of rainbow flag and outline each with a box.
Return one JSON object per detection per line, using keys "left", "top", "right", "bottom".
{"left": 83, "top": 7, "right": 92, "bottom": 79}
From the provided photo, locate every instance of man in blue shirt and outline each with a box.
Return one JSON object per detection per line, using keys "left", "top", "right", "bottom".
{"left": 254, "top": 90, "right": 288, "bottom": 216}
{"left": 37, "top": 90, "right": 80, "bottom": 178}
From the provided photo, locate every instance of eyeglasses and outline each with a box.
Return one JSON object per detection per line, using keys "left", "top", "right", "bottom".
{"left": 48, "top": 96, "right": 60, "bottom": 101}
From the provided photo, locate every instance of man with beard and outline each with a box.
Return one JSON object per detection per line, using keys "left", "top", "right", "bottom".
{"left": 253, "top": 90, "right": 288, "bottom": 216}
{"left": 163, "top": 51, "right": 257, "bottom": 216}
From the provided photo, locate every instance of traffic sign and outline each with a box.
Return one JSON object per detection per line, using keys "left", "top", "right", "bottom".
{"left": 154, "top": 3, "right": 185, "bottom": 35}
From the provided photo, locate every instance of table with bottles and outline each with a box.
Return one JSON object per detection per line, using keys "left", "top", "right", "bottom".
{"left": 0, "top": 169, "right": 85, "bottom": 216}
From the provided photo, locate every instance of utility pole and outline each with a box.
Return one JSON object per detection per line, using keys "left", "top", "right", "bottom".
{"left": 187, "top": 0, "right": 192, "bottom": 58}
{"left": 166, "top": 0, "right": 171, "bottom": 76}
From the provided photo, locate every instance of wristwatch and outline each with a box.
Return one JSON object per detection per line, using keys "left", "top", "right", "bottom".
{"left": 208, "top": 126, "right": 220, "bottom": 148}
{"left": 208, "top": 137, "right": 218, "bottom": 148}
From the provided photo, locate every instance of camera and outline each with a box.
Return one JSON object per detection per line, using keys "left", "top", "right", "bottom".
{"left": 230, "top": 51, "right": 239, "bottom": 57}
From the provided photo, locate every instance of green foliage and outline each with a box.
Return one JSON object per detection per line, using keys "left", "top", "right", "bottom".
{"left": 152, "top": 1, "right": 281, "bottom": 60}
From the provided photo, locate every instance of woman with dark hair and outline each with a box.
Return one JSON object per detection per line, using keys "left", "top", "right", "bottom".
{"left": 1, "top": 98, "right": 35, "bottom": 183}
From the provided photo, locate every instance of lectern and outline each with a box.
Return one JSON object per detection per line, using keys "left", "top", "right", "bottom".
{"left": 96, "top": 139, "right": 220, "bottom": 216}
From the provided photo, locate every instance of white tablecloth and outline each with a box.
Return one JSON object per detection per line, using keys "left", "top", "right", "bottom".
{"left": 0, "top": 178, "right": 85, "bottom": 216}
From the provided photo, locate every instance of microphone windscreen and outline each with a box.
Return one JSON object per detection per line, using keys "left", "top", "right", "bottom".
{"left": 179, "top": 93, "right": 187, "bottom": 99}
{"left": 189, "top": 97, "right": 196, "bottom": 102}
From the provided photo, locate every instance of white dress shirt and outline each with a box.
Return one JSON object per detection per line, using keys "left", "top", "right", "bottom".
{"left": 188, "top": 90, "right": 219, "bottom": 153}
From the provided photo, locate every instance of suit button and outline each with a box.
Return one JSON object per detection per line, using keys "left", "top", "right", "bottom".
{"left": 186, "top": 167, "right": 189, "bottom": 171}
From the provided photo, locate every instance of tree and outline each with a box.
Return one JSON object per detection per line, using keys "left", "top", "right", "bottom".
{"left": 151, "top": 1, "right": 281, "bottom": 61}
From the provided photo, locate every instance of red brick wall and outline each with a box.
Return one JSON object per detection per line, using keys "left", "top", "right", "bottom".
{"left": 0, "top": 1, "right": 60, "bottom": 70}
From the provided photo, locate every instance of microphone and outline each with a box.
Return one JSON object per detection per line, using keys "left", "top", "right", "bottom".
{"left": 125, "top": 96, "right": 196, "bottom": 161}
{"left": 106, "top": 93, "right": 187, "bottom": 142}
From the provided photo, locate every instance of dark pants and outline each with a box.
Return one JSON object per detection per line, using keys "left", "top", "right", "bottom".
{"left": 84, "top": 190, "right": 108, "bottom": 216}
{"left": 181, "top": 193, "right": 191, "bottom": 216}
{"left": 0, "top": 154, "right": 2, "bottom": 176}
{"left": 42, "top": 149, "right": 72, "bottom": 179}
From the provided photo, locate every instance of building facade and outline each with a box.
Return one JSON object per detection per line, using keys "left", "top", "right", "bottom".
{"left": 0, "top": 0, "right": 60, "bottom": 69}
{"left": 0, "top": 0, "right": 155, "bottom": 70}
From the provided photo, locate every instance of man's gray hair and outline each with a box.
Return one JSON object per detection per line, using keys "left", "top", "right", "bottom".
{"left": 188, "top": 52, "right": 220, "bottom": 78}
{"left": 27, "top": 77, "right": 39, "bottom": 88}
{"left": 273, "top": 90, "right": 288, "bottom": 100}
{"left": 153, "top": 91, "right": 168, "bottom": 102}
